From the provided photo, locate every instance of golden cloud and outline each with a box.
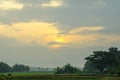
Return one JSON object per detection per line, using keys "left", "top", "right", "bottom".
{"left": 41, "top": 0, "right": 63, "bottom": 7}
{"left": 0, "top": 21, "right": 119, "bottom": 48}
{"left": 0, "top": 0, "right": 24, "bottom": 11}
{"left": 0, "top": 21, "right": 62, "bottom": 47}
{"left": 69, "top": 26, "right": 104, "bottom": 34}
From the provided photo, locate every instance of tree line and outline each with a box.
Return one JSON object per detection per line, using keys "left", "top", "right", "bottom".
{"left": 0, "top": 62, "right": 30, "bottom": 72}
{"left": 55, "top": 47, "right": 120, "bottom": 76}
{"left": 55, "top": 63, "right": 81, "bottom": 74}
{"left": 1, "top": 47, "right": 120, "bottom": 76}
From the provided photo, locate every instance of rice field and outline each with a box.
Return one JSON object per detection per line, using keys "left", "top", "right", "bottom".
{"left": 0, "top": 72, "right": 120, "bottom": 80}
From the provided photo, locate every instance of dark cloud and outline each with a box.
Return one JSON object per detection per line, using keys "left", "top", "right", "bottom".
{"left": 48, "top": 41, "right": 67, "bottom": 46}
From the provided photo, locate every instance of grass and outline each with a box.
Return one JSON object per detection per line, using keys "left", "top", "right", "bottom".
{"left": 0, "top": 71, "right": 54, "bottom": 76}
{"left": 6, "top": 75, "right": 103, "bottom": 80}
{"left": 0, "top": 72, "right": 120, "bottom": 80}
{"left": 102, "top": 77, "right": 120, "bottom": 80}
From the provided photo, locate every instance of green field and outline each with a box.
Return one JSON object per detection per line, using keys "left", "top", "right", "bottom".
{"left": 0, "top": 71, "right": 54, "bottom": 76}
{"left": 0, "top": 72, "right": 120, "bottom": 80}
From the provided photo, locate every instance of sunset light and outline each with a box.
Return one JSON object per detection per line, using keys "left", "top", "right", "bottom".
{"left": 0, "top": 0, "right": 119, "bottom": 76}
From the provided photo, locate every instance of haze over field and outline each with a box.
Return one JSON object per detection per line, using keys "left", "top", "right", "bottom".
{"left": 0, "top": 0, "right": 120, "bottom": 68}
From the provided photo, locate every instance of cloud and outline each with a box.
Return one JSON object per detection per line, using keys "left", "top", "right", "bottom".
{"left": 48, "top": 41, "right": 66, "bottom": 48}
{"left": 0, "top": 21, "right": 119, "bottom": 48}
{"left": 0, "top": 0, "right": 24, "bottom": 11}
{"left": 0, "top": 21, "right": 61, "bottom": 47}
{"left": 69, "top": 26, "right": 104, "bottom": 34}
{"left": 95, "top": 0, "right": 107, "bottom": 7}
{"left": 41, "top": 0, "right": 63, "bottom": 7}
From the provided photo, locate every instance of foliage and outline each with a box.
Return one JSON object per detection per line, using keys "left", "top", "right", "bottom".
{"left": 85, "top": 47, "right": 120, "bottom": 76}
{"left": 0, "top": 62, "right": 30, "bottom": 73}
{"left": 0, "top": 62, "right": 11, "bottom": 72}
{"left": 55, "top": 63, "right": 81, "bottom": 74}
{"left": 83, "top": 61, "right": 100, "bottom": 74}
{"left": 12, "top": 64, "right": 30, "bottom": 72}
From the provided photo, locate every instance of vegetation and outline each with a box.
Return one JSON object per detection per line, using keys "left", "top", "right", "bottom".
{"left": 12, "top": 64, "right": 30, "bottom": 72}
{"left": 0, "top": 62, "right": 30, "bottom": 73}
{"left": 0, "top": 73, "right": 120, "bottom": 80}
{"left": 83, "top": 61, "right": 100, "bottom": 74}
{"left": 0, "top": 71, "right": 54, "bottom": 76}
{"left": 85, "top": 47, "right": 120, "bottom": 76}
{"left": 0, "top": 62, "right": 11, "bottom": 72}
{"left": 1, "top": 47, "right": 120, "bottom": 80}
{"left": 55, "top": 63, "right": 81, "bottom": 74}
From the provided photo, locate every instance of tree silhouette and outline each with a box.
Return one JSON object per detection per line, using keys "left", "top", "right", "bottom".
{"left": 85, "top": 47, "right": 120, "bottom": 74}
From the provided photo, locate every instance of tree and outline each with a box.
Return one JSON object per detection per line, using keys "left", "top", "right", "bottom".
{"left": 0, "top": 62, "right": 11, "bottom": 72}
{"left": 55, "top": 63, "right": 81, "bottom": 74}
{"left": 83, "top": 61, "right": 100, "bottom": 74}
{"left": 85, "top": 51, "right": 108, "bottom": 73}
{"left": 64, "top": 63, "right": 74, "bottom": 73}
{"left": 55, "top": 67, "right": 64, "bottom": 74}
{"left": 85, "top": 47, "right": 120, "bottom": 74}
{"left": 12, "top": 64, "right": 30, "bottom": 72}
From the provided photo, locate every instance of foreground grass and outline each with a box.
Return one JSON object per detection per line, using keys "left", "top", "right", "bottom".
{"left": 102, "top": 77, "right": 120, "bottom": 80}
{"left": 0, "top": 75, "right": 103, "bottom": 80}
{"left": 0, "top": 72, "right": 120, "bottom": 80}
{"left": 1, "top": 76, "right": 120, "bottom": 80}
{"left": 0, "top": 71, "right": 54, "bottom": 76}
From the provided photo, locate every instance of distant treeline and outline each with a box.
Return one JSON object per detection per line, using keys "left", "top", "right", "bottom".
{"left": 0, "top": 62, "right": 30, "bottom": 72}
{"left": 55, "top": 63, "right": 81, "bottom": 74}
{"left": 1, "top": 47, "right": 120, "bottom": 76}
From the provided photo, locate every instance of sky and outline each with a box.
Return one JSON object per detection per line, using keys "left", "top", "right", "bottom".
{"left": 0, "top": 0, "right": 120, "bottom": 68}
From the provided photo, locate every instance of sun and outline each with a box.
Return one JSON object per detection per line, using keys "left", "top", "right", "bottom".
{"left": 49, "top": 37, "right": 66, "bottom": 48}
{"left": 56, "top": 37, "right": 64, "bottom": 43}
